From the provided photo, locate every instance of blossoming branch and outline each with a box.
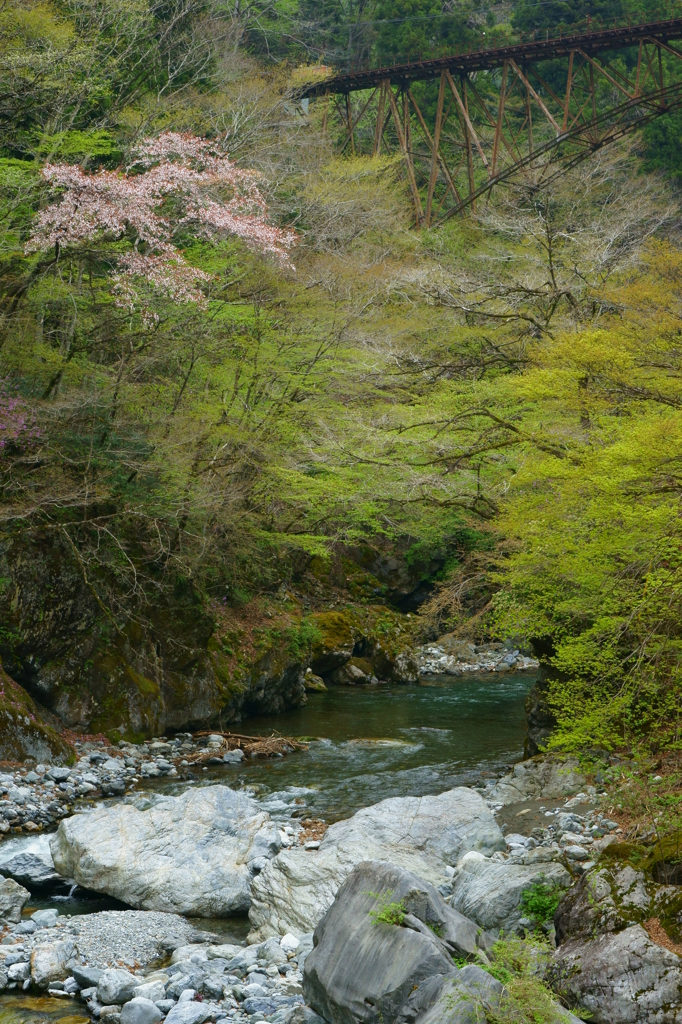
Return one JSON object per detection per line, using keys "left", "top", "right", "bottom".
{"left": 26, "top": 132, "right": 297, "bottom": 309}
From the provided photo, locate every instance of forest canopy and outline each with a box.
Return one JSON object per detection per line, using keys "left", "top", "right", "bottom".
{"left": 1, "top": 0, "right": 681, "bottom": 757}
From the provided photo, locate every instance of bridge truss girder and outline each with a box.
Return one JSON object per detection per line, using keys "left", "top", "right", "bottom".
{"left": 317, "top": 35, "right": 682, "bottom": 225}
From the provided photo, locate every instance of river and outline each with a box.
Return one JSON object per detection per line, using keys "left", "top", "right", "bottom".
{"left": 0, "top": 672, "right": 535, "bottom": 1024}
{"left": 204, "top": 671, "right": 536, "bottom": 822}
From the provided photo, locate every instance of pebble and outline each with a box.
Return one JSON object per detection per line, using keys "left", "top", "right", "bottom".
{"left": 0, "top": 734, "right": 244, "bottom": 836}
{"left": 418, "top": 642, "right": 539, "bottom": 676}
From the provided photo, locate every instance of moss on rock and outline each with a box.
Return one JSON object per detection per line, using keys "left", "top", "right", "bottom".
{"left": 0, "top": 665, "right": 75, "bottom": 763}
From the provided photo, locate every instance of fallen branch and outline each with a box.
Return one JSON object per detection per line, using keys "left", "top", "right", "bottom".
{"left": 183, "top": 731, "right": 308, "bottom": 763}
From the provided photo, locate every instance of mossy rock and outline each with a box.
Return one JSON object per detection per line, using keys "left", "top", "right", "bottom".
{"left": 0, "top": 665, "right": 75, "bottom": 764}
{"left": 309, "top": 611, "right": 355, "bottom": 674}
{"left": 600, "top": 835, "right": 682, "bottom": 878}
{"left": 556, "top": 836, "right": 682, "bottom": 946}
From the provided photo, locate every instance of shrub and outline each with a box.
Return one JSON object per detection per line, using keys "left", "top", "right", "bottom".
{"left": 520, "top": 882, "right": 565, "bottom": 926}
{"left": 366, "top": 889, "right": 407, "bottom": 926}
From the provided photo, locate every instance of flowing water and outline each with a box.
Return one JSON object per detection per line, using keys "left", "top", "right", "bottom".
{"left": 196, "top": 672, "right": 537, "bottom": 822}
{"left": 0, "top": 672, "right": 535, "bottom": 1023}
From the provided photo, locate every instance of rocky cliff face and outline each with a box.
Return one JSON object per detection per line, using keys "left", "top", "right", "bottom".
{"left": 0, "top": 530, "right": 429, "bottom": 742}
{"left": 0, "top": 530, "right": 308, "bottom": 741}
{"left": 0, "top": 666, "right": 75, "bottom": 763}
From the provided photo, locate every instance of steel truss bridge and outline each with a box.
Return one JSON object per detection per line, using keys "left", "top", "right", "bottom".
{"left": 299, "top": 16, "right": 682, "bottom": 225}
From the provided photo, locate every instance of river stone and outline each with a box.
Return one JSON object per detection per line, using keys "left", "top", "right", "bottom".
{"left": 0, "top": 852, "right": 64, "bottom": 890}
{"left": 206, "top": 943, "right": 243, "bottom": 961}
{"left": 32, "top": 908, "right": 59, "bottom": 928}
{"left": 30, "top": 939, "right": 75, "bottom": 989}
{"left": 249, "top": 788, "right": 505, "bottom": 940}
{"left": 50, "top": 786, "right": 282, "bottom": 915}
{"left": 0, "top": 877, "right": 30, "bottom": 923}
{"left": 120, "top": 997, "right": 163, "bottom": 1024}
{"left": 546, "top": 924, "right": 682, "bottom": 1023}
{"left": 98, "top": 968, "right": 139, "bottom": 1005}
{"left": 488, "top": 758, "right": 585, "bottom": 806}
{"left": 164, "top": 1003, "right": 212, "bottom": 1024}
{"left": 132, "top": 979, "right": 166, "bottom": 1002}
{"left": 303, "top": 862, "right": 460, "bottom": 1024}
{"left": 72, "top": 965, "right": 104, "bottom": 988}
{"left": 449, "top": 849, "right": 571, "bottom": 933}
{"left": 8, "top": 961, "right": 30, "bottom": 982}
{"left": 284, "top": 1007, "right": 326, "bottom": 1024}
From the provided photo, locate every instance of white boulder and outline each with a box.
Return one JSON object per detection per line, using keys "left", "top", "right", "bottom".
{"left": 449, "top": 848, "right": 571, "bottom": 933}
{"left": 50, "top": 786, "right": 282, "bottom": 916}
{"left": 248, "top": 787, "right": 505, "bottom": 940}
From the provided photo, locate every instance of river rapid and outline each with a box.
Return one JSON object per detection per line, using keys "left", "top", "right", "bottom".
{"left": 210, "top": 671, "right": 536, "bottom": 822}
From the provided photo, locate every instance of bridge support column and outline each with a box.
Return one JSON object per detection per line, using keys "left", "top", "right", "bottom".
{"left": 345, "top": 94, "right": 355, "bottom": 156}
{"left": 492, "top": 62, "right": 508, "bottom": 176}
{"left": 387, "top": 87, "right": 424, "bottom": 226}
{"left": 373, "top": 82, "right": 387, "bottom": 155}
{"left": 425, "top": 72, "right": 446, "bottom": 226}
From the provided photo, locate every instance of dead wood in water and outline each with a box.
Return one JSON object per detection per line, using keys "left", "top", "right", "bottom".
{"left": 184, "top": 730, "right": 308, "bottom": 762}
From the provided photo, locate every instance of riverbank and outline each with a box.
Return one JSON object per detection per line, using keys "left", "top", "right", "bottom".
{"left": 0, "top": 670, "right": 537, "bottom": 832}
{"left": 1, "top": 672, "right": 681, "bottom": 1024}
{"left": 0, "top": 757, "right": 641, "bottom": 1024}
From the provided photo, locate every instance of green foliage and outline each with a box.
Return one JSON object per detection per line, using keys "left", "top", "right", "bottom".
{"left": 642, "top": 108, "right": 682, "bottom": 182}
{"left": 280, "top": 619, "right": 323, "bottom": 659}
{"left": 492, "top": 241, "right": 682, "bottom": 752}
{"left": 520, "top": 882, "right": 565, "bottom": 926}
{"left": 367, "top": 890, "right": 407, "bottom": 926}
{"left": 33, "top": 129, "right": 120, "bottom": 163}
{"left": 483, "top": 937, "right": 581, "bottom": 1024}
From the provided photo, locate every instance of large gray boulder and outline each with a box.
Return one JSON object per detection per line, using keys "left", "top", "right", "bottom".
{"left": 547, "top": 924, "right": 682, "bottom": 1023}
{"left": 449, "top": 848, "right": 571, "bottom": 934}
{"left": 0, "top": 877, "right": 30, "bottom": 923}
{"left": 554, "top": 863, "right": 654, "bottom": 943}
{"left": 303, "top": 861, "right": 471, "bottom": 1024}
{"left": 488, "top": 758, "right": 585, "bottom": 806}
{"left": 50, "top": 786, "right": 281, "bottom": 915}
{"left": 0, "top": 853, "right": 64, "bottom": 890}
{"left": 0, "top": 833, "right": 64, "bottom": 890}
{"left": 303, "top": 861, "right": 579, "bottom": 1024}
{"left": 249, "top": 788, "right": 505, "bottom": 940}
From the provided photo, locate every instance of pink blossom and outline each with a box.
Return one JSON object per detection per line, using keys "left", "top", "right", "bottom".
{"left": 26, "top": 132, "right": 297, "bottom": 311}
{"left": 0, "top": 382, "right": 39, "bottom": 451}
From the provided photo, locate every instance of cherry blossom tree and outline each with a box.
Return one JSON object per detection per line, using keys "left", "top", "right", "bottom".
{"left": 26, "top": 132, "right": 297, "bottom": 311}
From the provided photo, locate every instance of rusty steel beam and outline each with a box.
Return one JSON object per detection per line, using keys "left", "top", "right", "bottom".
{"left": 387, "top": 87, "right": 424, "bottom": 225}
{"left": 425, "top": 72, "right": 447, "bottom": 225}
{"left": 306, "top": 13, "right": 682, "bottom": 228}
{"left": 437, "top": 78, "right": 682, "bottom": 223}
{"left": 298, "top": 16, "right": 682, "bottom": 98}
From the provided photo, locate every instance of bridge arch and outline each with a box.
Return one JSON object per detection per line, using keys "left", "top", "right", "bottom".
{"left": 298, "top": 17, "right": 682, "bottom": 225}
